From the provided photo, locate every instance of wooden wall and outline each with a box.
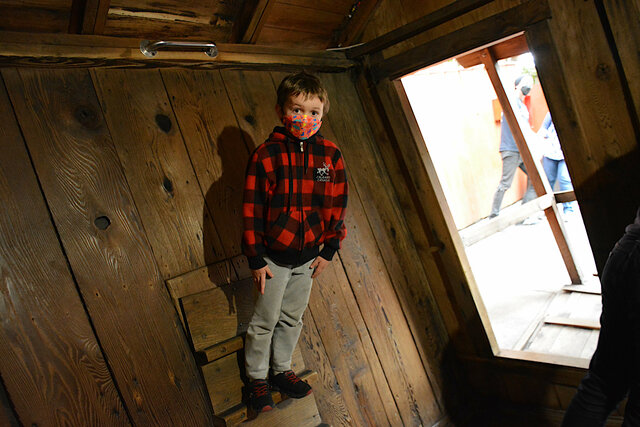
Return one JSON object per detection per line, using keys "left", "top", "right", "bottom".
{"left": 353, "top": 0, "right": 640, "bottom": 423}
{"left": 0, "top": 67, "right": 453, "bottom": 426}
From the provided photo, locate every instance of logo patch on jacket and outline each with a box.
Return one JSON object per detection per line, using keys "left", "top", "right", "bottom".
{"left": 314, "top": 162, "right": 331, "bottom": 182}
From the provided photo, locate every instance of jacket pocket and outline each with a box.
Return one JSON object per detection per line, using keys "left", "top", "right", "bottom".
{"left": 304, "top": 210, "right": 325, "bottom": 247}
{"left": 266, "top": 212, "right": 302, "bottom": 251}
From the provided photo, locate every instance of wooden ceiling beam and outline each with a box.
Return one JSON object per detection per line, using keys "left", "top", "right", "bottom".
{"left": 233, "top": 0, "right": 276, "bottom": 44}
{"left": 347, "top": 0, "right": 493, "bottom": 58}
{"left": 333, "top": 0, "right": 382, "bottom": 48}
{"left": 0, "top": 31, "right": 354, "bottom": 71}
{"left": 68, "top": 0, "right": 111, "bottom": 34}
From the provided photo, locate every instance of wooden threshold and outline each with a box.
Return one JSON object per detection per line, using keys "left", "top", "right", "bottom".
{"left": 497, "top": 349, "right": 589, "bottom": 370}
{"left": 544, "top": 316, "right": 600, "bottom": 330}
{"left": 459, "top": 194, "right": 553, "bottom": 246}
{"left": 0, "top": 31, "right": 355, "bottom": 71}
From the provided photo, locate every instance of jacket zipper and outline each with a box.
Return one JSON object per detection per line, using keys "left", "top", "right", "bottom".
{"left": 297, "top": 141, "right": 304, "bottom": 263}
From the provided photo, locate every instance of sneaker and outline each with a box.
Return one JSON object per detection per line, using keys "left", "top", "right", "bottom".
{"left": 270, "top": 370, "right": 312, "bottom": 398}
{"left": 249, "top": 379, "right": 274, "bottom": 413}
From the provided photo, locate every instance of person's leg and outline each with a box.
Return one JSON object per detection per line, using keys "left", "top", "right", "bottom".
{"left": 245, "top": 258, "right": 292, "bottom": 381}
{"left": 490, "top": 151, "right": 520, "bottom": 216}
{"left": 518, "top": 155, "right": 537, "bottom": 203}
{"left": 543, "top": 156, "right": 559, "bottom": 190}
{"left": 271, "top": 257, "right": 314, "bottom": 374}
{"left": 622, "top": 242, "right": 640, "bottom": 426}
{"left": 557, "top": 159, "right": 575, "bottom": 213}
{"left": 563, "top": 239, "right": 637, "bottom": 426}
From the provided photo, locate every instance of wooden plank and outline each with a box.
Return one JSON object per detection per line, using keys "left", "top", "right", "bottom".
{"left": 238, "top": 0, "right": 275, "bottom": 43}
{"left": 459, "top": 194, "right": 554, "bottom": 246}
{"left": 307, "top": 259, "right": 396, "bottom": 426}
{"left": 319, "top": 72, "right": 445, "bottom": 424}
{"left": 371, "top": 0, "right": 551, "bottom": 82}
{"left": 263, "top": 2, "right": 342, "bottom": 37}
{"left": 554, "top": 190, "right": 576, "bottom": 204}
{"left": 544, "top": 317, "right": 600, "bottom": 330}
{"left": 0, "top": 31, "right": 354, "bottom": 71}
{"left": 497, "top": 349, "right": 589, "bottom": 370}
{"left": 221, "top": 371, "right": 319, "bottom": 426}
{"left": 180, "top": 279, "right": 255, "bottom": 352}
{"left": 298, "top": 310, "right": 353, "bottom": 426}
{"left": 562, "top": 283, "right": 601, "bottom": 295}
{"left": 348, "top": 0, "right": 493, "bottom": 58}
{"left": 69, "top": 0, "right": 111, "bottom": 34}
{"left": 202, "top": 347, "right": 308, "bottom": 415}
{"left": 219, "top": 69, "right": 280, "bottom": 151}
{"left": 196, "top": 336, "right": 244, "bottom": 365}
{"left": 165, "top": 260, "right": 237, "bottom": 325}
{"left": 91, "top": 69, "right": 225, "bottom": 279}
{"left": 0, "top": 71, "right": 128, "bottom": 426}
{"left": 333, "top": 0, "right": 382, "bottom": 48}
{"left": 3, "top": 68, "right": 214, "bottom": 425}
{"left": 370, "top": 76, "right": 494, "bottom": 355}
{"left": 456, "top": 33, "right": 529, "bottom": 68}
{"left": 232, "top": 254, "right": 252, "bottom": 280}
{"left": 480, "top": 47, "right": 582, "bottom": 284}
{"left": 526, "top": 3, "right": 640, "bottom": 273}
{"left": 161, "top": 69, "right": 251, "bottom": 257}
{"left": 602, "top": 0, "right": 640, "bottom": 127}
{"left": 0, "top": 3, "right": 71, "bottom": 33}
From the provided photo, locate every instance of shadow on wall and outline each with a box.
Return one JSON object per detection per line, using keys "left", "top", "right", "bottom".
{"left": 577, "top": 147, "right": 640, "bottom": 273}
{"left": 201, "top": 125, "right": 256, "bottom": 394}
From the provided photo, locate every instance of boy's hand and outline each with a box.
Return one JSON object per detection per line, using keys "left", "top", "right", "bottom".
{"left": 252, "top": 265, "right": 274, "bottom": 295}
{"left": 310, "top": 257, "right": 330, "bottom": 278}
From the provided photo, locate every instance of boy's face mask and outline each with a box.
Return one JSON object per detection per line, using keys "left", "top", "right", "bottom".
{"left": 282, "top": 114, "right": 322, "bottom": 140}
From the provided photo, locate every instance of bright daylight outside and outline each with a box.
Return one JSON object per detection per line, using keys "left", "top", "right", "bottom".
{"left": 401, "top": 46, "right": 600, "bottom": 364}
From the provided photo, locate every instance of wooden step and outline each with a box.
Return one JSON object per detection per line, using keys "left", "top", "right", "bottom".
{"left": 217, "top": 370, "right": 319, "bottom": 426}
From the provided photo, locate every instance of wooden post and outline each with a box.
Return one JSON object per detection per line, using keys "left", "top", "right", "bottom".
{"left": 480, "top": 47, "right": 582, "bottom": 284}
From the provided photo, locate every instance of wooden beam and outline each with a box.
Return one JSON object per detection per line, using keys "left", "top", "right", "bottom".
{"left": 237, "top": 0, "right": 275, "bottom": 44}
{"left": 333, "top": 0, "right": 382, "bottom": 48}
{"left": 0, "top": 31, "right": 354, "bottom": 71}
{"left": 68, "top": 0, "right": 111, "bottom": 34}
{"left": 554, "top": 190, "right": 576, "bottom": 204}
{"left": 459, "top": 194, "right": 553, "bottom": 247}
{"left": 480, "top": 47, "right": 582, "bottom": 284}
{"left": 347, "top": 0, "right": 493, "bottom": 58}
{"left": 370, "top": 0, "right": 551, "bottom": 82}
{"left": 544, "top": 316, "right": 600, "bottom": 330}
{"left": 456, "top": 33, "right": 528, "bottom": 68}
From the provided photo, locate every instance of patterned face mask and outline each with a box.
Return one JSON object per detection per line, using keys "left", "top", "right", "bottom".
{"left": 282, "top": 114, "right": 322, "bottom": 140}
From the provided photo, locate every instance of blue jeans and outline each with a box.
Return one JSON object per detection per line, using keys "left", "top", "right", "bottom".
{"left": 543, "top": 156, "right": 574, "bottom": 213}
{"left": 562, "top": 233, "right": 640, "bottom": 426}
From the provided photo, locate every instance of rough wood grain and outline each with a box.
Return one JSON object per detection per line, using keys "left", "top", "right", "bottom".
{"left": 318, "top": 75, "right": 444, "bottom": 424}
{"left": 307, "top": 259, "right": 397, "bottom": 426}
{"left": 3, "top": 68, "right": 214, "bottom": 425}
{"left": 298, "top": 311, "right": 353, "bottom": 426}
{"left": 165, "top": 259, "right": 236, "bottom": 325}
{"left": 219, "top": 69, "right": 280, "bottom": 151}
{"left": 0, "top": 70, "right": 128, "bottom": 427}
{"left": 321, "top": 72, "right": 453, "bottom": 405}
{"left": 161, "top": 69, "right": 250, "bottom": 258}
{"left": 181, "top": 279, "right": 255, "bottom": 352}
{"left": 91, "top": 68, "right": 225, "bottom": 279}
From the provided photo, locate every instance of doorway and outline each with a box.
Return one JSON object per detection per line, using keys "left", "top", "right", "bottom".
{"left": 400, "top": 34, "right": 601, "bottom": 366}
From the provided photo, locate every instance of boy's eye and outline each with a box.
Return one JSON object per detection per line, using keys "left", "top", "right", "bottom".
{"left": 311, "top": 111, "right": 319, "bottom": 116}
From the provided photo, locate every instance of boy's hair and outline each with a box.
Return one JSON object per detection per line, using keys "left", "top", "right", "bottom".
{"left": 277, "top": 71, "right": 330, "bottom": 115}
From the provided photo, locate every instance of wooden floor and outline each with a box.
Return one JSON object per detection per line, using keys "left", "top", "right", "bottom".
{"left": 464, "top": 203, "right": 602, "bottom": 363}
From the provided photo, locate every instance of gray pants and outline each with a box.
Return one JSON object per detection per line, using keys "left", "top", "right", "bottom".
{"left": 490, "top": 150, "right": 536, "bottom": 216}
{"left": 245, "top": 257, "right": 314, "bottom": 381}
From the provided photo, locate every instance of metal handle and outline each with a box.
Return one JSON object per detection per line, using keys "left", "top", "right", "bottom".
{"left": 140, "top": 40, "right": 218, "bottom": 58}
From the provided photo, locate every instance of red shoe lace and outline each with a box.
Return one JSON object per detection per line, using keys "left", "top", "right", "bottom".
{"left": 284, "top": 370, "right": 301, "bottom": 384}
{"left": 253, "top": 381, "right": 269, "bottom": 397}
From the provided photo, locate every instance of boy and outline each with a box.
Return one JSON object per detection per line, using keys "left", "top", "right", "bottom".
{"left": 241, "top": 71, "right": 348, "bottom": 413}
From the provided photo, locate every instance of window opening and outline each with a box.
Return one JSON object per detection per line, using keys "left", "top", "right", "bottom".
{"left": 400, "top": 34, "right": 600, "bottom": 366}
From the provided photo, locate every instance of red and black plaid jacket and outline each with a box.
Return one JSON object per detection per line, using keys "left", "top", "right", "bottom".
{"left": 242, "top": 127, "right": 348, "bottom": 269}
